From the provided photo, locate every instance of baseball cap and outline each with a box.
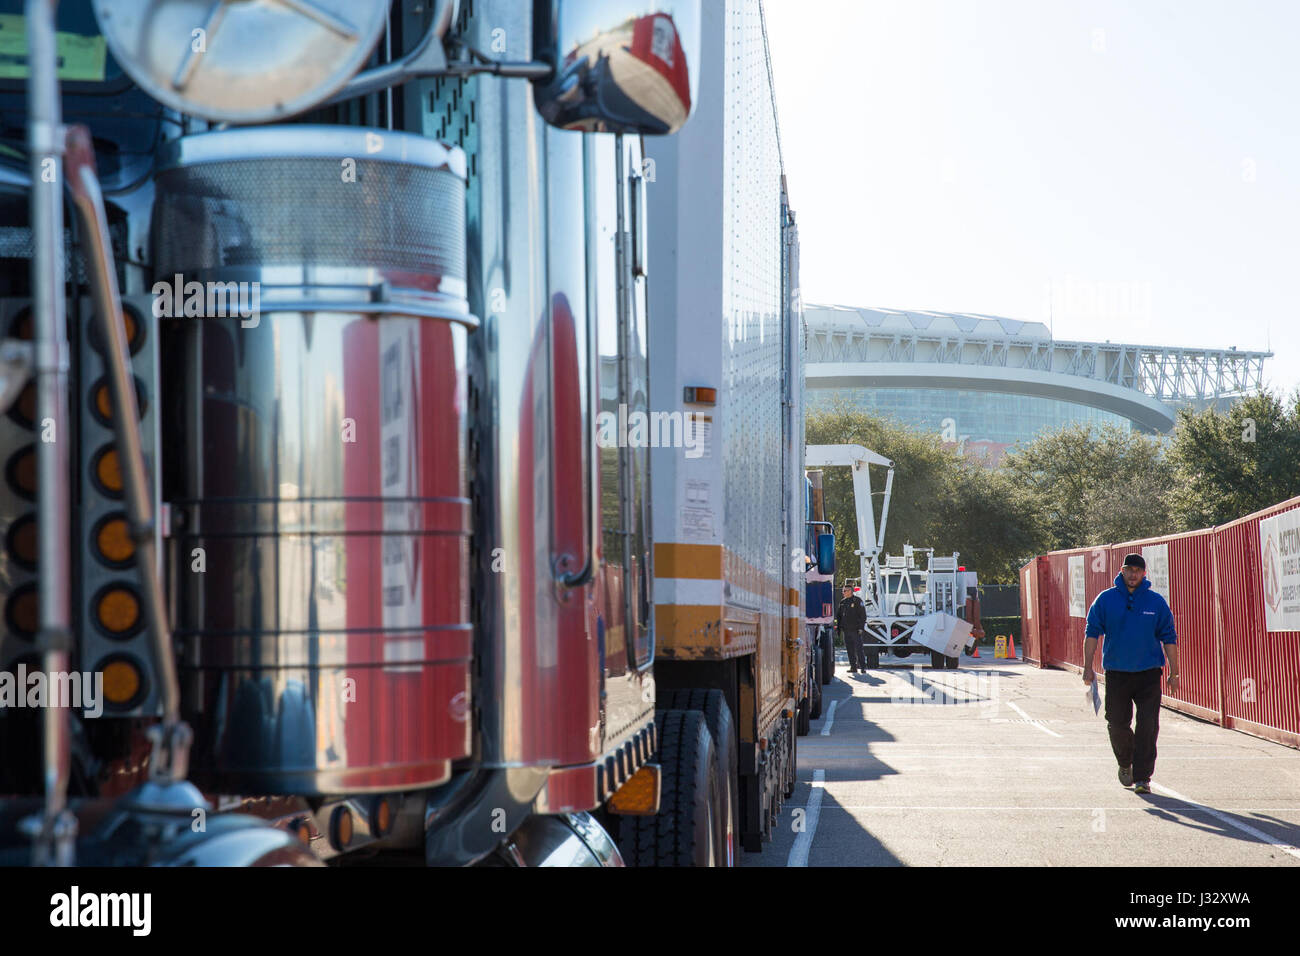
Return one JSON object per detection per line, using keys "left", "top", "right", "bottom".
{"left": 1122, "top": 553, "right": 1146, "bottom": 569}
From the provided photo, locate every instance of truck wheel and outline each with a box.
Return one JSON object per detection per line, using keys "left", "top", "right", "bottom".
{"left": 945, "top": 654, "right": 959, "bottom": 669}
{"left": 796, "top": 698, "right": 811, "bottom": 737}
{"left": 660, "top": 690, "right": 738, "bottom": 866}
{"left": 784, "top": 717, "right": 797, "bottom": 799}
{"left": 820, "top": 628, "right": 834, "bottom": 685}
{"left": 865, "top": 647, "right": 880, "bottom": 669}
{"left": 930, "top": 650, "right": 946, "bottom": 669}
{"left": 810, "top": 666, "right": 823, "bottom": 719}
{"left": 622, "top": 709, "right": 721, "bottom": 866}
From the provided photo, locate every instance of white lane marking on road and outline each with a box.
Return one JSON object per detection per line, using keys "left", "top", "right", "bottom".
{"left": 1006, "top": 700, "right": 1063, "bottom": 737}
{"left": 787, "top": 770, "right": 825, "bottom": 867}
{"left": 1150, "top": 782, "right": 1300, "bottom": 860}
{"left": 819, "top": 699, "right": 838, "bottom": 736}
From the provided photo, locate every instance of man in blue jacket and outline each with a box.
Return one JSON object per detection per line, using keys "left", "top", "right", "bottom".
{"left": 1083, "top": 553, "right": 1180, "bottom": 794}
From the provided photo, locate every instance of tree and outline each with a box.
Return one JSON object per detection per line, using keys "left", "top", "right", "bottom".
{"left": 933, "top": 465, "right": 1050, "bottom": 583}
{"left": 805, "top": 398, "right": 1045, "bottom": 584}
{"left": 1166, "top": 389, "right": 1300, "bottom": 529}
{"left": 806, "top": 398, "right": 956, "bottom": 582}
{"left": 1001, "top": 421, "right": 1176, "bottom": 551}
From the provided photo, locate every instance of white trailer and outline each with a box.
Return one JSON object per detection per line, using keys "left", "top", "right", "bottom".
{"left": 645, "top": 0, "right": 805, "bottom": 853}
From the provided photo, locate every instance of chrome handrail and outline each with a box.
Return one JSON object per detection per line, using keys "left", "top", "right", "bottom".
{"left": 65, "top": 126, "right": 192, "bottom": 786}
{"left": 24, "top": 0, "right": 77, "bottom": 868}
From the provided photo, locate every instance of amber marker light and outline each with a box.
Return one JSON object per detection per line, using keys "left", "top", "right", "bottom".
{"left": 94, "top": 514, "right": 135, "bottom": 566}
{"left": 93, "top": 446, "right": 123, "bottom": 496}
{"left": 373, "top": 797, "right": 393, "bottom": 836}
{"left": 7, "top": 513, "right": 37, "bottom": 569}
{"left": 607, "top": 764, "right": 661, "bottom": 816}
{"left": 331, "top": 807, "right": 354, "bottom": 850}
{"left": 100, "top": 656, "right": 145, "bottom": 709}
{"left": 6, "top": 445, "right": 36, "bottom": 499}
{"left": 90, "top": 376, "right": 146, "bottom": 426}
{"left": 683, "top": 385, "right": 717, "bottom": 405}
{"left": 10, "top": 382, "right": 35, "bottom": 427}
{"left": 123, "top": 308, "right": 139, "bottom": 349}
{"left": 96, "top": 586, "right": 141, "bottom": 636}
{"left": 7, "top": 583, "right": 38, "bottom": 637}
{"left": 93, "top": 381, "right": 113, "bottom": 422}
{"left": 89, "top": 306, "right": 142, "bottom": 356}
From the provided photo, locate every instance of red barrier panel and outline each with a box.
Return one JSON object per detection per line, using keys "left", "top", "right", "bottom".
{"left": 1018, "top": 557, "right": 1045, "bottom": 666}
{"left": 1021, "top": 495, "right": 1300, "bottom": 750}
{"left": 1214, "top": 499, "right": 1300, "bottom": 748}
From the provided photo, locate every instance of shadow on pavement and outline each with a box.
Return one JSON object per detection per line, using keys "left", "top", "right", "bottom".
{"left": 1137, "top": 794, "right": 1300, "bottom": 852}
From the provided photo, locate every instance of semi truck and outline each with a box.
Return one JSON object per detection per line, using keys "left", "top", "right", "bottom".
{"left": 635, "top": 0, "right": 807, "bottom": 860}
{"left": 0, "top": 0, "right": 748, "bottom": 867}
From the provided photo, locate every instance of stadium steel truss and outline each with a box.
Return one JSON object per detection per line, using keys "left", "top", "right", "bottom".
{"left": 804, "top": 305, "right": 1271, "bottom": 433}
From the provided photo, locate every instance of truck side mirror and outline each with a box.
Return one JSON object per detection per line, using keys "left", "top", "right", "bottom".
{"left": 817, "top": 533, "right": 836, "bottom": 576}
{"left": 534, "top": 0, "right": 701, "bottom": 134}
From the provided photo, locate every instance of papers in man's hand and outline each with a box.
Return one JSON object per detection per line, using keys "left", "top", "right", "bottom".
{"left": 1084, "top": 679, "right": 1101, "bottom": 715}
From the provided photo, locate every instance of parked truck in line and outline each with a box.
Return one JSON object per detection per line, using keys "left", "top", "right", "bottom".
{"left": 636, "top": 0, "right": 807, "bottom": 861}
{"left": 0, "top": 0, "right": 725, "bottom": 867}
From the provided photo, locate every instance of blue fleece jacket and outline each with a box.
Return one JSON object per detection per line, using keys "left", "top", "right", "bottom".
{"left": 1085, "top": 572, "right": 1177, "bottom": 672}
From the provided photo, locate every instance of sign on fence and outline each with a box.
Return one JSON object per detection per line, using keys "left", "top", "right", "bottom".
{"left": 1068, "top": 554, "right": 1086, "bottom": 618}
{"left": 1260, "top": 508, "right": 1300, "bottom": 632}
{"left": 1142, "top": 543, "right": 1171, "bottom": 604}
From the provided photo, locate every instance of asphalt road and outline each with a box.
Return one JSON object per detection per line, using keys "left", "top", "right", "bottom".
{"left": 741, "top": 651, "right": 1300, "bottom": 866}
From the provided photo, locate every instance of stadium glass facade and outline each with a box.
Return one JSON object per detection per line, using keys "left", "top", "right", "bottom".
{"left": 807, "top": 386, "right": 1133, "bottom": 454}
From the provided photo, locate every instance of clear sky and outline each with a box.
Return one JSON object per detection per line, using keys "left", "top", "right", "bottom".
{"left": 764, "top": 0, "right": 1300, "bottom": 396}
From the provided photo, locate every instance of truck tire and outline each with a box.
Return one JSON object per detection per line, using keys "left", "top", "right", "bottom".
{"left": 660, "top": 690, "right": 738, "bottom": 866}
{"left": 621, "top": 709, "right": 721, "bottom": 866}
{"left": 796, "top": 698, "right": 811, "bottom": 736}
{"left": 820, "top": 627, "right": 834, "bottom": 684}
{"left": 784, "top": 716, "right": 797, "bottom": 799}
{"left": 930, "top": 650, "right": 946, "bottom": 669}
{"left": 865, "top": 647, "right": 880, "bottom": 669}
{"left": 945, "top": 654, "right": 959, "bottom": 669}
{"left": 810, "top": 665, "right": 823, "bottom": 719}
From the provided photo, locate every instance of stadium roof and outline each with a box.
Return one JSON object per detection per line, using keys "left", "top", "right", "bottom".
{"left": 804, "top": 304, "right": 1273, "bottom": 433}
{"left": 806, "top": 304, "right": 1050, "bottom": 340}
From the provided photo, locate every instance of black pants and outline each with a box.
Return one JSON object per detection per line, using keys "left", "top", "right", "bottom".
{"left": 1104, "top": 667, "right": 1162, "bottom": 781}
{"left": 841, "top": 629, "right": 866, "bottom": 670}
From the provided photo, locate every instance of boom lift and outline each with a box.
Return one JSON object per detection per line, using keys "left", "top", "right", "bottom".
{"left": 806, "top": 445, "right": 982, "bottom": 670}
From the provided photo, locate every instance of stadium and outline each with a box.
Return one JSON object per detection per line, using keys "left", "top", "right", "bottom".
{"left": 804, "top": 304, "right": 1273, "bottom": 466}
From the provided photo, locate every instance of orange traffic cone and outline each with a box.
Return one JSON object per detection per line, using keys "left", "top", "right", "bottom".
{"left": 1006, "top": 635, "right": 1018, "bottom": 659}
{"left": 971, "top": 644, "right": 980, "bottom": 658}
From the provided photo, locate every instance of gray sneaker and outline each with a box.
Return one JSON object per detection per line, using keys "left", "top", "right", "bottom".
{"left": 1118, "top": 766, "right": 1134, "bottom": 788}
{"left": 1133, "top": 780, "right": 1151, "bottom": 794}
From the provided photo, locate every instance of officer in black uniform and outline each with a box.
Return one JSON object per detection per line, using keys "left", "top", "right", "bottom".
{"left": 835, "top": 583, "right": 868, "bottom": 674}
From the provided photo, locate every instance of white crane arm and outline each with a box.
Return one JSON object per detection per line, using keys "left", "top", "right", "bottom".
{"left": 805, "top": 444, "right": 895, "bottom": 587}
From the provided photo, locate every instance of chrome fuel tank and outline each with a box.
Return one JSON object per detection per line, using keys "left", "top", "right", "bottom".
{"left": 156, "top": 127, "right": 475, "bottom": 794}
